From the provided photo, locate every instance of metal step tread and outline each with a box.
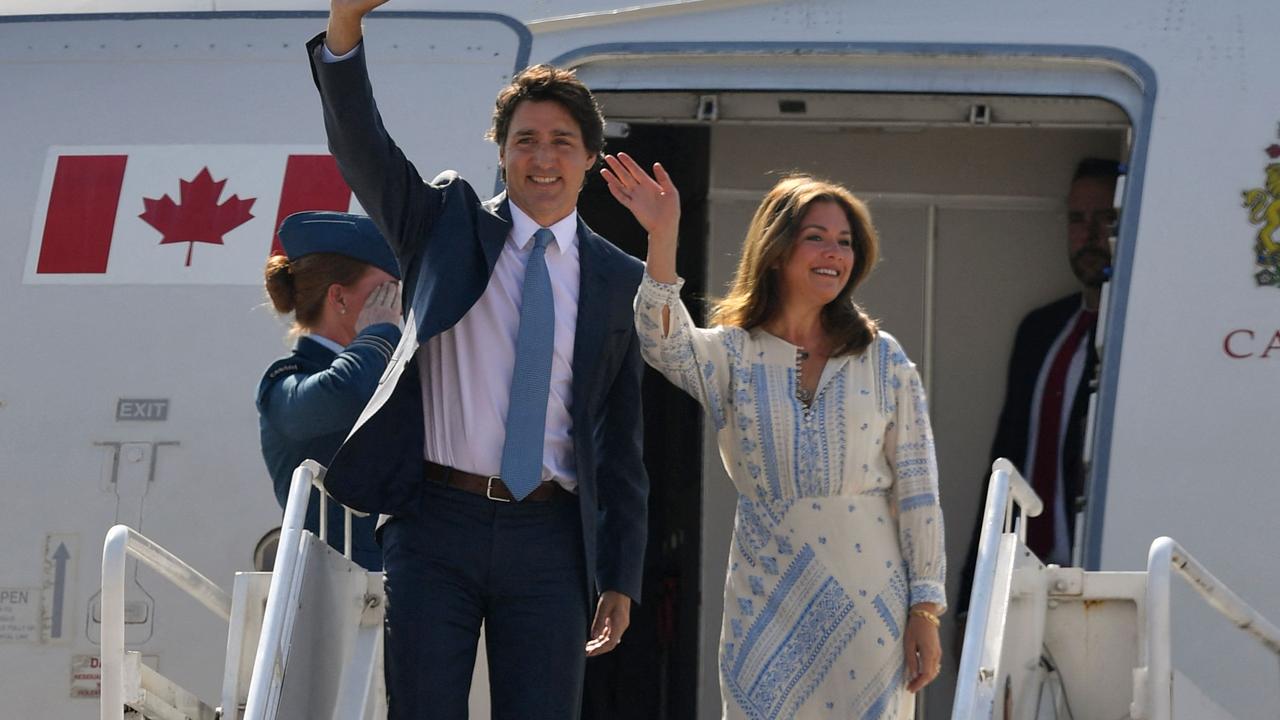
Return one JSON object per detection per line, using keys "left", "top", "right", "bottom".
{"left": 123, "top": 651, "right": 218, "bottom": 720}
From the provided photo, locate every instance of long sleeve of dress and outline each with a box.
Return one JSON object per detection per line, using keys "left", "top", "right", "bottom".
{"left": 882, "top": 340, "right": 948, "bottom": 610}
{"left": 633, "top": 272, "right": 733, "bottom": 431}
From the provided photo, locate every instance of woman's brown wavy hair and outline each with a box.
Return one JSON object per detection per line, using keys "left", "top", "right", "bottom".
{"left": 710, "top": 175, "right": 880, "bottom": 356}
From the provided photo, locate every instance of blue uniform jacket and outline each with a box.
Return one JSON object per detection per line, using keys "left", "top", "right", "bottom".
{"left": 307, "top": 33, "right": 649, "bottom": 602}
{"left": 256, "top": 324, "right": 401, "bottom": 570}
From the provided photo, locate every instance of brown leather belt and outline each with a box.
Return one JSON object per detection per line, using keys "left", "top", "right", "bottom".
{"left": 423, "top": 460, "right": 566, "bottom": 503}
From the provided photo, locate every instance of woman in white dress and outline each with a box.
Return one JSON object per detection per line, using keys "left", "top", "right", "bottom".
{"left": 602, "top": 156, "right": 946, "bottom": 719}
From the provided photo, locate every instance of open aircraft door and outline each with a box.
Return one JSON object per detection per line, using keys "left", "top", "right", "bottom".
{"left": 0, "top": 11, "right": 528, "bottom": 718}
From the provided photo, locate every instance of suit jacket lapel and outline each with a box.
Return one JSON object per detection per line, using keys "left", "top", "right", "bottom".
{"left": 479, "top": 193, "right": 512, "bottom": 272}
{"left": 572, "top": 220, "right": 610, "bottom": 421}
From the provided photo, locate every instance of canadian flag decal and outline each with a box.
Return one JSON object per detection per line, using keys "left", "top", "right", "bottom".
{"left": 27, "top": 146, "right": 360, "bottom": 284}
{"left": 139, "top": 167, "right": 257, "bottom": 267}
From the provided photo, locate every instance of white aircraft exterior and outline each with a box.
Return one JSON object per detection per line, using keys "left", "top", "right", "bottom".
{"left": 1, "top": 1, "right": 1277, "bottom": 718}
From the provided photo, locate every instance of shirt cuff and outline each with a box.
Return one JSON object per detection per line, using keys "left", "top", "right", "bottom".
{"left": 320, "top": 41, "right": 362, "bottom": 63}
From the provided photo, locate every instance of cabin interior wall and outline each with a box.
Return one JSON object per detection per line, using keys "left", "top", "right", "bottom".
{"left": 699, "top": 121, "right": 1128, "bottom": 718}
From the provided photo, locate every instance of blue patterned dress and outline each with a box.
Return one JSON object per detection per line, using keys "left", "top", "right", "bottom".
{"left": 635, "top": 274, "right": 946, "bottom": 720}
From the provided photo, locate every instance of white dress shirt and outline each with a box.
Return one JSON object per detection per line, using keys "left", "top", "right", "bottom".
{"left": 418, "top": 202, "right": 581, "bottom": 491}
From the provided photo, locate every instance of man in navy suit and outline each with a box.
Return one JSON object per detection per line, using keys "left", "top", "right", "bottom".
{"left": 307, "top": 2, "right": 648, "bottom": 717}
{"left": 956, "top": 158, "right": 1120, "bottom": 627}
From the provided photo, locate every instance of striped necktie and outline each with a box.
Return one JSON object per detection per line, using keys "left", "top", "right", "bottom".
{"left": 1027, "top": 309, "right": 1096, "bottom": 558}
{"left": 499, "top": 228, "right": 556, "bottom": 501}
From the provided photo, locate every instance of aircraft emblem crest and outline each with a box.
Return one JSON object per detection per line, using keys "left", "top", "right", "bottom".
{"left": 1242, "top": 140, "right": 1280, "bottom": 288}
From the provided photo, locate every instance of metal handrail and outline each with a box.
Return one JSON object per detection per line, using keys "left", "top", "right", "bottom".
{"left": 1139, "top": 537, "right": 1280, "bottom": 720}
{"left": 951, "top": 458, "right": 1043, "bottom": 720}
{"left": 242, "top": 459, "right": 321, "bottom": 720}
{"left": 242, "top": 458, "right": 364, "bottom": 720}
{"left": 100, "top": 525, "right": 232, "bottom": 720}
{"left": 316, "top": 471, "right": 366, "bottom": 560}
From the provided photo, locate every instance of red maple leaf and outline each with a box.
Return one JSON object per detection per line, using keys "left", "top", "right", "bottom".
{"left": 139, "top": 168, "right": 256, "bottom": 266}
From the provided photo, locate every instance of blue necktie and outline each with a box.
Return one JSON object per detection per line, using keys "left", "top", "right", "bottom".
{"left": 500, "top": 228, "right": 556, "bottom": 501}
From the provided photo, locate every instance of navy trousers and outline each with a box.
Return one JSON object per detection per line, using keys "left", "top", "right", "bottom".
{"left": 381, "top": 480, "right": 589, "bottom": 720}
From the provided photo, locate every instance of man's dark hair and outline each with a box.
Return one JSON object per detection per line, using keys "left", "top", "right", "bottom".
{"left": 487, "top": 64, "right": 606, "bottom": 157}
{"left": 1073, "top": 157, "right": 1122, "bottom": 183}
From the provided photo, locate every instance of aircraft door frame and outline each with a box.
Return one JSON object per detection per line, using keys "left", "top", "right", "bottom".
{"left": 553, "top": 39, "right": 1155, "bottom": 574}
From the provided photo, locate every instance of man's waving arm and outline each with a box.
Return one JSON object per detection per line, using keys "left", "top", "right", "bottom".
{"left": 308, "top": 0, "right": 443, "bottom": 263}
{"left": 324, "top": 0, "right": 379, "bottom": 56}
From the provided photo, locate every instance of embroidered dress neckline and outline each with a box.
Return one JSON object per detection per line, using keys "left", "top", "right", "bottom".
{"left": 795, "top": 347, "right": 814, "bottom": 407}
{"left": 755, "top": 329, "right": 848, "bottom": 408}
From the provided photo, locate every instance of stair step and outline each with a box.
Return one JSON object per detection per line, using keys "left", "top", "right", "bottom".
{"left": 123, "top": 651, "right": 218, "bottom": 720}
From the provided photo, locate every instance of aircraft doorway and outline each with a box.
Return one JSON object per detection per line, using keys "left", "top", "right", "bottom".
{"left": 579, "top": 90, "right": 1131, "bottom": 718}
{"left": 578, "top": 124, "right": 711, "bottom": 720}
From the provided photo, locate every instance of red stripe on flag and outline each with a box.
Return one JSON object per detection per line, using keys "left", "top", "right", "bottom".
{"left": 37, "top": 155, "right": 128, "bottom": 274}
{"left": 272, "top": 155, "right": 353, "bottom": 256}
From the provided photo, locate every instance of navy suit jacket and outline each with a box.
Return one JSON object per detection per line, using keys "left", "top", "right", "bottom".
{"left": 958, "top": 292, "right": 1096, "bottom": 615}
{"left": 307, "top": 34, "right": 648, "bottom": 601}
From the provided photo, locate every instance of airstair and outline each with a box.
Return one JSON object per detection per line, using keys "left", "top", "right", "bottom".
{"left": 98, "top": 459, "right": 387, "bottom": 720}
{"left": 952, "top": 459, "right": 1280, "bottom": 720}
{"left": 97, "top": 456, "right": 1280, "bottom": 719}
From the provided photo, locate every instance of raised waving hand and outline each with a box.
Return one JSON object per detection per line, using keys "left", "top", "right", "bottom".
{"left": 601, "top": 153, "right": 681, "bottom": 283}
{"left": 326, "top": 0, "right": 390, "bottom": 55}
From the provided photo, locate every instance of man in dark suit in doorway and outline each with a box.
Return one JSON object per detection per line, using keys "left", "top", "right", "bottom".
{"left": 957, "top": 158, "right": 1121, "bottom": 624}
{"left": 307, "top": 2, "right": 649, "bottom": 717}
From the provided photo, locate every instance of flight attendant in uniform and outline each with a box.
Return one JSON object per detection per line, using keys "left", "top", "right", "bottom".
{"left": 256, "top": 211, "right": 402, "bottom": 570}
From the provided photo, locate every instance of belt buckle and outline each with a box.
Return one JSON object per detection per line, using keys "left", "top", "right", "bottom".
{"left": 486, "top": 476, "right": 512, "bottom": 503}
